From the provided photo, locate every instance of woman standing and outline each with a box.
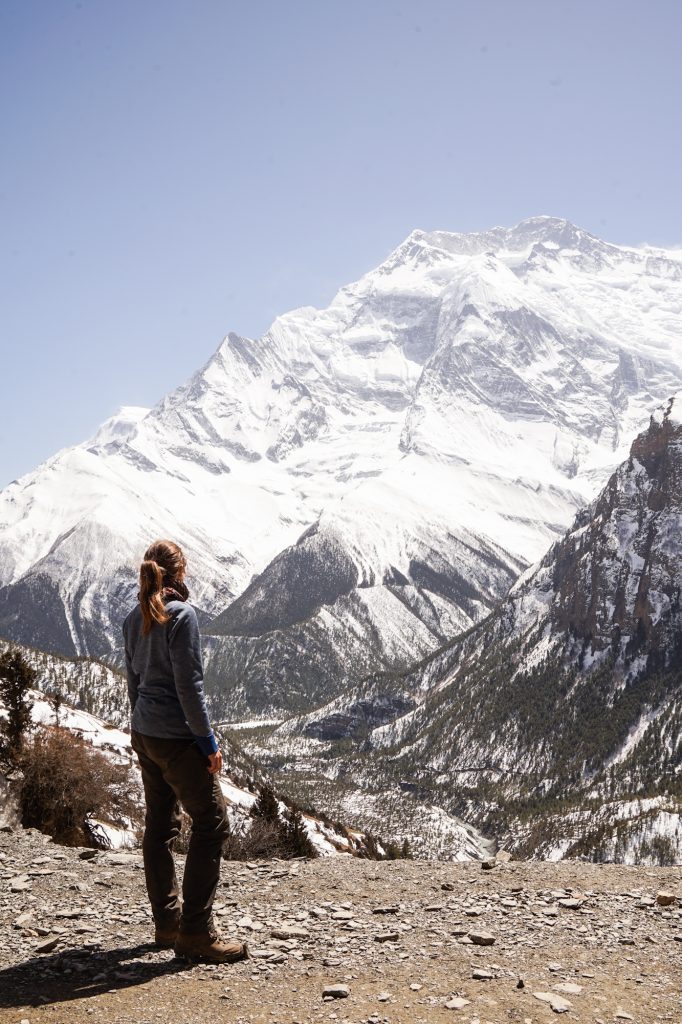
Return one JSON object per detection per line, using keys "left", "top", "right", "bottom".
{"left": 123, "top": 539, "right": 247, "bottom": 964}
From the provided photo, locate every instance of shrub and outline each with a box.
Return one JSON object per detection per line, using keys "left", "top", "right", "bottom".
{"left": 221, "top": 791, "right": 318, "bottom": 861}
{"left": 19, "top": 725, "right": 138, "bottom": 846}
{"left": 222, "top": 817, "right": 284, "bottom": 860}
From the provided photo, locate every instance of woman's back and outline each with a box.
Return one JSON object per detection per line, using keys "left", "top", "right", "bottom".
{"left": 123, "top": 597, "right": 213, "bottom": 743}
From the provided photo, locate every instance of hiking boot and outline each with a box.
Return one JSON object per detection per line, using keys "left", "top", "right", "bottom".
{"left": 174, "top": 927, "right": 249, "bottom": 964}
{"left": 154, "top": 918, "right": 180, "bottom": 948}
{"left": 153, "top": 925, "right": 179, "bottom": 946}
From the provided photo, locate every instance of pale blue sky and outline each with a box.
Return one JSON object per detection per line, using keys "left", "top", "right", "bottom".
{"left": 2, "top": 0, "right": 681, "bottom": 485}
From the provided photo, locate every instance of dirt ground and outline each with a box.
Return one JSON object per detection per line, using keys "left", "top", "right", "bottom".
{"left": 0, "top": 826, "right": 680, "bottom": 1024}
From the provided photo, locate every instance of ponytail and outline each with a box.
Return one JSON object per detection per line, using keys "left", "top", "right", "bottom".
{"left": 139, "top": 559, "right": 170, "bottom": 634}
{"left": 137, "top": 539, "right": 188, "bottom": 634}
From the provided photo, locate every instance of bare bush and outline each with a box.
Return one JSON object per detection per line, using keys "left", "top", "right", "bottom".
{"left": 222, "top": 816, "right": 286, "bottom": 860}
{"left": 19, "top": 725, "right": 138, "bottom": 846}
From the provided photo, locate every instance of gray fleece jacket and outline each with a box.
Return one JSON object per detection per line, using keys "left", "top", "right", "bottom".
{"left": 122, "top": 599, "right": 218, "bottom": 756}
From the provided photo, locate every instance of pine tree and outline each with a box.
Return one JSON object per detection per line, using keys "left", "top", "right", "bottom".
{"left": 0, "top": 648, "right": 35, "bottom": 763}
{"left": 251, "top": 783, "right": 280, "bottom": 823}
{"left": 280, "top": 805, "right": 317, "bottom": 858}
{"left": 47, "top": 688, "right": 63, "bottom": 727}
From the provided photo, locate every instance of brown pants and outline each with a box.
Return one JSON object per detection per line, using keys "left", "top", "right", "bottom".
{"left": 131, "top": 730, "right": 229, "bottom": 934}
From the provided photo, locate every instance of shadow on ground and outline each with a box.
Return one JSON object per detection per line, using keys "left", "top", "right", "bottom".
{"left": 0, "top": 942, "right": 189, "bottom": 1007}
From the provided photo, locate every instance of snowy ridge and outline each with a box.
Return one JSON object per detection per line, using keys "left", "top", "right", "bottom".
{"left": 2, "top": 217, "right": 682, "bottom": 710}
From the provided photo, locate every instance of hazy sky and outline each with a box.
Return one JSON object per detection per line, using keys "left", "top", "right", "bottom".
{"left": 2, "top": 0, "right": 681, "bottom": 485}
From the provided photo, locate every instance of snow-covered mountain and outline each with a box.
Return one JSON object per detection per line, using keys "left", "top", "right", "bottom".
{"left": 1, "top": 217, "right": 682, "bottom": 718}
{"left": 256, "top": 398, "right": 682, "bottom": 863}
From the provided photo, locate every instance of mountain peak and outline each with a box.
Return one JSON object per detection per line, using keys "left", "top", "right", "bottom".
{"left": 399, "top": 216, "right": 597, "bottom": 260}
{"left": 86, "top": 405, "right": 150, "bottom": 449}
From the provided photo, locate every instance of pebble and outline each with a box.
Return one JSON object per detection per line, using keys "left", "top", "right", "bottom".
{"left": 34, "top": 936, "right": 60, "bottom": 953}
{"left": 468, "top": 930, "right": 495, "bottom": 946}
{"left": 636, "top": 897, "right": 655, "bottom": 908}
{"left": 533, "top": 991, "right": 572, "bottom": 1013}
{"left": 322, "top": 985, "right": 350, "bottom": 999}
{"left": 270, "top": 925, "right": 309, "bottom": 939}
{"left": 445, "top": 996, "right": 471, "bottom": 1009}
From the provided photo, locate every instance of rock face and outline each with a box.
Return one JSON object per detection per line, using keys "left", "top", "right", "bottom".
{"left": 1, "top": 218, "right": 682, "bottom": 720}
{"left": 543, "top": 394, "right": 682, "bottom": 663}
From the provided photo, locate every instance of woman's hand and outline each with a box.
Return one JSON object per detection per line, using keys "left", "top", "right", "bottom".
{"left": 207, "top": 750, "right": 223, "bottom": 775}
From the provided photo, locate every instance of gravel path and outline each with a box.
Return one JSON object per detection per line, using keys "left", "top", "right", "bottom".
{"left": 0, "top": 826, "right": 680, "bottom": 1023}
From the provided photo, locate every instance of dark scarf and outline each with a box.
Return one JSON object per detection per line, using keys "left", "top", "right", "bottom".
{"left": 162, "top": 579, "right": 189, "bottom": 602}
{"left": 137, "top": 578, "right": 189, "bottom": 604}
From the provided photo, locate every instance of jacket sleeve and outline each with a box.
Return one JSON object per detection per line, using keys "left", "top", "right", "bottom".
{"left": 123, "top": 623, "right": 140, "bottom": 713}
{"left": 167, "top": 604, "right": 218, "bottom": 753}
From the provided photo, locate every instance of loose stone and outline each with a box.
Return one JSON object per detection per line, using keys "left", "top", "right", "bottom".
{"left": 533, "top": 992, "right": 572, "bottom": 1013}
{"left": 35, "top": 936, "right": 60, "bottom": 954}
{"left": 445, "top": 996, "right": 471, "bottom": 1009}
{"left": 270, "top": 926, "right": 309, "bottom": 939}
{"left": 322, "top": 985, "right": 350, "bottom": 999}
{"left": 553, "top": 982, "right": 582, "bottom": 995}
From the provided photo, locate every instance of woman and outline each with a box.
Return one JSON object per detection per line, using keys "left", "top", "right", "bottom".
{"left": 123, "top": 539, "right": 247, "bottom": 964}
